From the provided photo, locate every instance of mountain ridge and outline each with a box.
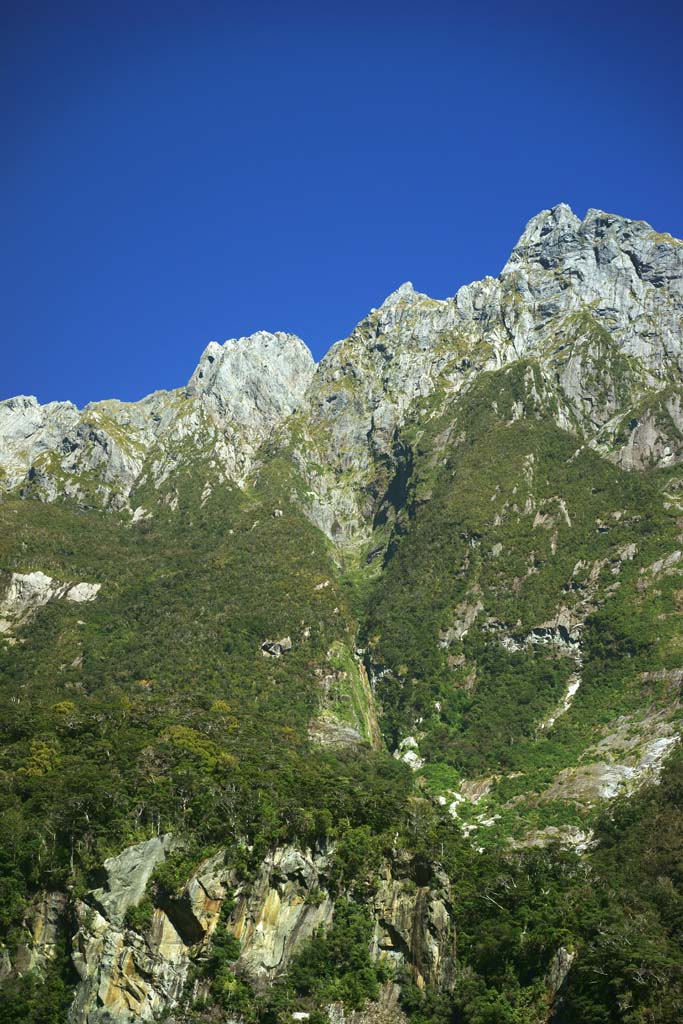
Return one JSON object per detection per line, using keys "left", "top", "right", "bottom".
{"left": 2, "top": 203, "right": 682, "bottom": 530}
{"left": 2, "top": 203, "right": 683, "bottom": 1024}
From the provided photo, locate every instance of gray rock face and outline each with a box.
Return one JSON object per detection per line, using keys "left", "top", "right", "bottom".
{"left": 261, "top": 636, "right": 293, "bottom": 658}
{"left": 545, "top": 945, "right": 576, "bottom": 999}
{"left": 286, "top": 206, "right": 683, "bottom": 543}
{"left": 0, "top": 331, "right": 315, "bottom": 507}
{"left": 230, "top": 844, "right": 334, "bottom": 987}
{"left": 187, "top": 331, "right": 315, "bottom": 431}
{"left": 68, "top": 838, "right": 224, "bottom": 1024}
{"left": 497, "top": 205, "right": 683, "bottom": 371}
{"left": 2, "top": 206, "right": 682, "bottom": 541}
{"left": 66, "top": 841, "right": 336, "bottom": 1020}
{"left": 89, "top": 835, "right": 173, "bottom": 928}
{"left": 370, "top": 866, "right": 455, "bottom": 991}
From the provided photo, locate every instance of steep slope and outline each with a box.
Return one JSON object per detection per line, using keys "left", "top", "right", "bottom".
{"left": 0, "top": 331, "right": 315, "bottom": 508}
{"left": 2, "top": 204, "right": 683, "bottom": 1024}
{"left": 289, "top": 206, "right": 682, "bottom": 544}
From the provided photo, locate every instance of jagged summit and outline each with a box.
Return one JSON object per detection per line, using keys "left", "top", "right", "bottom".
{"left": 502, "top": 203, "right": 683, "bottom": 280}
{"left": 186, "top": 330, "right": 315, "bottom": 427}
{"left": 1, "top": 205, "right": 682, "bottom": 516}
{"left": 502, "top": 203, "right": 582, "bottom": 270}
{"left": 380, "top": 281, "right": 418, "bottom": 306}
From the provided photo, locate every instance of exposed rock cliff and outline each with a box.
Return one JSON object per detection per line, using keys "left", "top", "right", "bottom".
{"left": 0, "top": 331, "right": 315, "bottom": 508}
{"left": 288, "top": 206, "right": 683, "bottom": 542}
{"left": 3, "top": 207, "right": 682, "bottom": 536}
{"left": 0, "top": 570, "right": 100, "bottom": 634}
{"left": 4, "top": 839, "right": 458, "bottom": 1024}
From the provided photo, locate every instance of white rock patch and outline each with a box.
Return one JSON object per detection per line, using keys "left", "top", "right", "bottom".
{"left": 65, "top": 582, "right": 102, "bottom": 603}
{"left": 0, "top": 571, "right": 101, "bottom": 632}
{"left": 394, "top": 735, "right": 424, "bottom": 770}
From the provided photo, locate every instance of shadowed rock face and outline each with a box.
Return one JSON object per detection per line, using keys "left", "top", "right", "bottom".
{"left": 0, "top": 893, "right": 67, "bottom": 981}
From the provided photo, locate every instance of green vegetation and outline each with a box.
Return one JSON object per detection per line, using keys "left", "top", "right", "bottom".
{"left": 287, "top": 900, "right": 387, "bottom": 1009}
{"left": 2, "top": 352, "right": 683, "bottom": 1024}
{"left": 366, "top": 364, "right": 681, "bottom": 801}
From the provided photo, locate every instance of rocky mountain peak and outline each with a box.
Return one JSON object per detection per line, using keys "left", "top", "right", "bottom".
{"left": 2, "top": 205, "right": 682, "bottom": 519}
{"left": 187, "top": 330, "right": 315, "bottom": 428}
{"left": 503, "top": 203, "right": 683, "bottom": 287}
{"left": 502, "top": 203, "right": 582, "bottom": 272}
{"left": 379, "top": 281, "right": 418, "bottom": 307}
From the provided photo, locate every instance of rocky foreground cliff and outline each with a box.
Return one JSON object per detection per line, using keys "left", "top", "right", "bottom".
{"left": 2, "top": 205, "right": 683, "bottom": 1024}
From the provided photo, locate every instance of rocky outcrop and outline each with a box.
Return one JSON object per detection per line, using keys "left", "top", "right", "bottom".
{"left": 597, "top": 390, "right": 683, "bottom": 470}
{"left": 187, "top": 331, "right": 315, "bottom": 432}
{"left": 230, "top": 844, "right": 334, "bottom": 987}
{"left": 67, "top": 839, "right": 250, "bottom": 1023}
{"left": 370, "top": 866, "right": 455, "bottom": 991}
{"left": 89, "top": 836, "right": 173, "bottom": 927}
{"left": 0, "top": 892, "right": 68, "bottom": 980}
{"left": 69, "top": 835, "right": 180, "bottom": 1022}
{"left": 0, "top": 332, "right": 315, "bottom": 507}
{"left": 545, "top": 945, "right": 576, "bottom": 1001}
{"left": 393, "top": 736, "right": 424, "bottom": 771}
{"left": 261, "top": 636, "right": 293, "bottom": 657}
{"left": 541, "top": 708, "right": 680, "bottom": 805}
{"left": 0, "top": 570, "right": 101, "bottom": 633}
{"left": 3, "top": 835, "right": 457, "bottom": 1023}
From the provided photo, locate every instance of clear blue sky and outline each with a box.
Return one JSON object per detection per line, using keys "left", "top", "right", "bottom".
{"left": 3, "top": 0, "right": 682, "bottom": 406}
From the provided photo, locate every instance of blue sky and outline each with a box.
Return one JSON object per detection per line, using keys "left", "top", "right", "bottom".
{"left": 3, "top": 0, "right": 682, "bottom": 406}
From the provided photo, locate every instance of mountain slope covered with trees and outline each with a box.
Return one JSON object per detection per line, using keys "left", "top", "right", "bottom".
{"left": 2, "top": 205, "right": 683, "bottom": 1023}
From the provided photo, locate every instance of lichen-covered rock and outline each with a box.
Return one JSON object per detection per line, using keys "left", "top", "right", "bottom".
{"left": 229, "top": 844, "right": 334, "bottom": 987}
{"left": 261, "top": 636, "right": 293, "bottom": 657}
{"left": 68, "top": 841, "right": 235, "bottom": 1023}
{"left": 187, "top": 331, "right": 315, "bottom": 432}
{"left": 545, "top": 945, "right": 576, "bottom": 999}
{"left": 69, "top": 902, "right": 188, "bottom": 1023}
{"left": 370, "top": 867, "right": 455, "bottom": 992}
{"left": 541, "top": 710, "right": 680, "bottom": 804}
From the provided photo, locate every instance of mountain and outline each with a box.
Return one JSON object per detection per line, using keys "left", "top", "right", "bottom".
{"left": 1, "top": 205, "right": 683, "bottom": 1024}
